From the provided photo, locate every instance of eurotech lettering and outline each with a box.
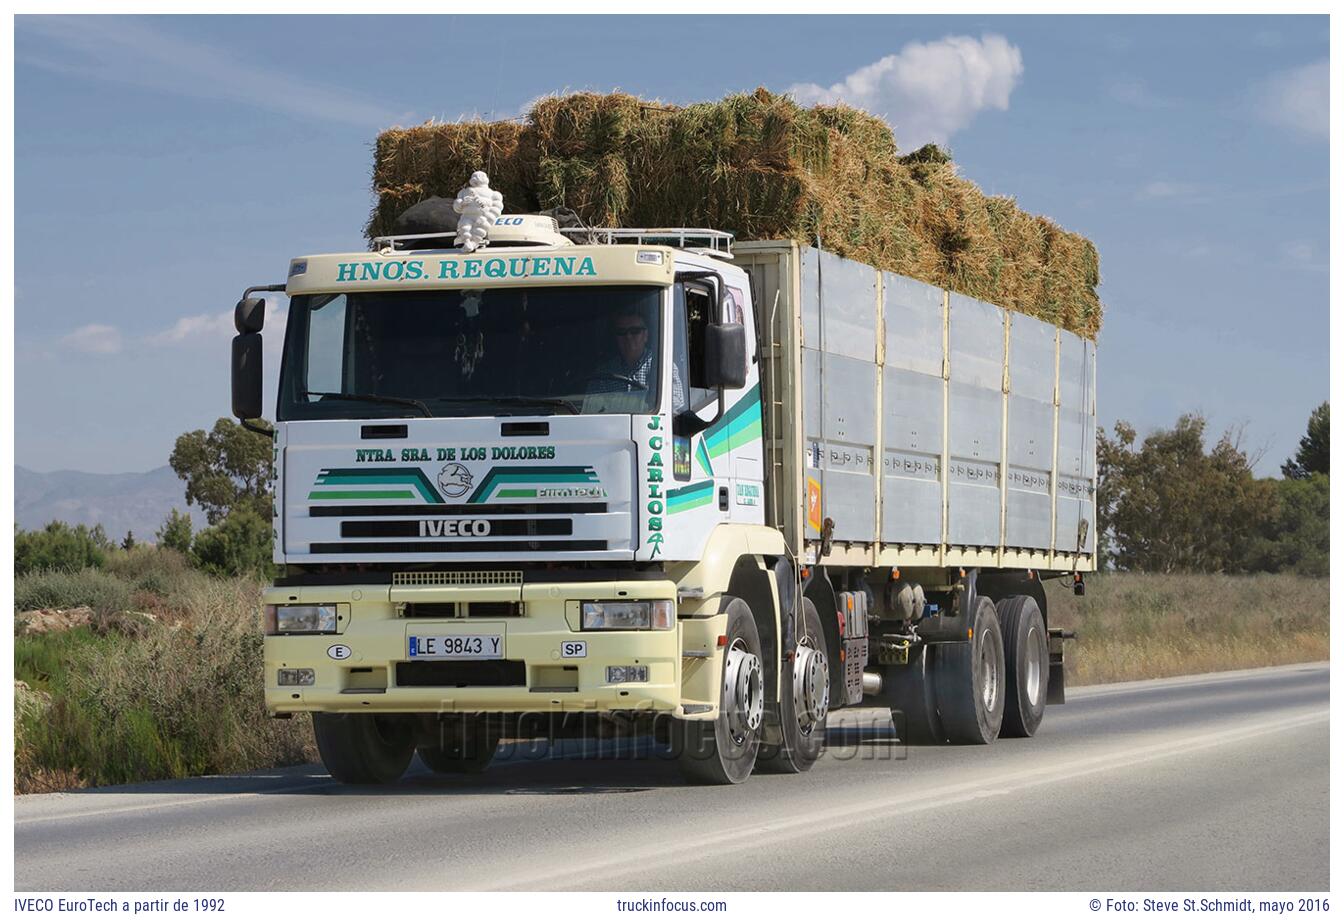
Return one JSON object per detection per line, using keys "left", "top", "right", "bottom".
{"left": 334, "top": 256, "right": 598, "bottom": 283}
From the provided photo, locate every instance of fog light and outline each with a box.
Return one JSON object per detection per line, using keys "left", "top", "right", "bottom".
{"left": 277, "top": 668, "right": 315, "bottom": 686}
{"left": 606, "top": 665, "right": 649, "bottom": 683}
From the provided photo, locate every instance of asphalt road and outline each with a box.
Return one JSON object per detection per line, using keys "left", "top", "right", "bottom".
{"left": 15, "top": 662, "right": 1329, "bottom": 891}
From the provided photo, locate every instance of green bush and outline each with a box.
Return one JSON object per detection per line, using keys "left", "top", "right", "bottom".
{"left": 190, "top": 508, "right": 274, "bottom": 578}
{"left": 103, "top": 544, "right": 201, "bottom": 600}
{"left": 14, "top": 521, "right": 112, "bottom": 576}
{"left": 16, "top": 589, "right": 313, "bottom": 790}
{"left": 156, "top": 509, "right": 194, "bottom": 555}
{"left": 14, "top": 568, "right": 133, "bottom": 614}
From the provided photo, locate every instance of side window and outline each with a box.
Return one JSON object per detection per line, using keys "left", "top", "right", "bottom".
{"left": 304, "top": 294, "right": 347, "bottom": 396}
{"left": 674, "top": 282, "right": 717, "bottom": 413}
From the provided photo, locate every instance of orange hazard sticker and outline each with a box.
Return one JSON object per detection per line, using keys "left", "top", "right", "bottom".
{"left": 806, "top": 477, "right": 822, "bottom": 531}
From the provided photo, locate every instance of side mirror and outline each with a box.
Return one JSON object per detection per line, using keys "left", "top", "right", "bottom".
{"left": 235, "top": 297, "right": 267, "bottom": 334}
{"left": 232, "top": 333, "right": 263, "bottom": 420}
{"left": 704, "top": 323, "right": 747, "bottom": 390}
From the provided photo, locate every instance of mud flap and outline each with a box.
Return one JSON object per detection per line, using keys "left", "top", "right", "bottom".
{"left": 1047, "top": 628, "right": 1074, "bottom": 705}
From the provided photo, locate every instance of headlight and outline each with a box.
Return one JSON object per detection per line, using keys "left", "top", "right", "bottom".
{"left": 581, "top": 600, "right": 674, "bottom": 630}
{"left": 269, "top": 604, "right": 338, "bottom": 635}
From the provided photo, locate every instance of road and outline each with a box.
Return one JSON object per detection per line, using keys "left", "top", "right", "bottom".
{"left": 14, "top": 662, "right": 1329, "bottom": 891}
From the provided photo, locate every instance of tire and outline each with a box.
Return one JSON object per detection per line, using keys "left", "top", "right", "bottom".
{"left": 677, "top": 597, "right": 764, "bottom": 785}
{"left": 313, "top": 713, "right": 416, "bottom": 784}
{"left": 879, "top": 644, "right": 943, "bottom": 745}
{"left": 933, "top": 596, "right": 1005, "bottom": 745}
{"left": 757, "top": 598, "right": 829, "bottom": 773}
{"left": 996, "top": 596, "right": 1048, "bottom": 738}
{"left": 417, "top": 715, "right": 501, "bottom": 774}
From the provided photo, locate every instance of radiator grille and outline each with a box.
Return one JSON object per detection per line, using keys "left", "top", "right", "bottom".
{"left": 393, "top": 571, "right": 523, "bottom": 587}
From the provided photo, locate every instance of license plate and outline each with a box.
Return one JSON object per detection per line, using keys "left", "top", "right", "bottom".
{"left": 407, "top": 635, "right": 503, "bottom": 659}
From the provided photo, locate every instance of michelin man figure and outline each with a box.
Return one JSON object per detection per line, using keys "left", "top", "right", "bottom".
{"left": 453, "top": 171, "right": 504, "bottom": 252}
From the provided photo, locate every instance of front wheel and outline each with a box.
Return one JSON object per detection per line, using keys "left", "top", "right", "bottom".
{"left": 417, "top": 714, "right": 501, "bottom": 774}
{"left": 313, "top": 713, "right": 416, "bottom": 784}
{"left": 757, "top": 598, "right": 829, "bottom": 773}
{"left": 677, "top": 598, "right": 764, "bottom": 784}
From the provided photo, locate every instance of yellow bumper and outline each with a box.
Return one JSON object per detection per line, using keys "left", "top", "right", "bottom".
{"left": 263, "top": 580, "right": 690, "bottom": 715}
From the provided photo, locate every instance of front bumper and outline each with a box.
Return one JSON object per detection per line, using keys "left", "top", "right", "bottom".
{"left": 263, "top": 580, "right": 684, "bottom": 715}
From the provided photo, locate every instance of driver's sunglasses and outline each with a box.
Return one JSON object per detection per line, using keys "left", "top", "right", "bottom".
{"left": 614, "top": 325, "right": 647, "bottom": 338}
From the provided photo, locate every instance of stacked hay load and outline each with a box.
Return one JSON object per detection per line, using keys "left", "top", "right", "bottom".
{"left": 368, "top": 89, "right": 1102, "bottom": 338}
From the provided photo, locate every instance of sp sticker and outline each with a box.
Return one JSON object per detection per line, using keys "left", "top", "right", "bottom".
{"left": 560, "top": 640, "right": 587, "bottom": 658}
{"left": 327, "top": 645, "right": 352, "bottom": 661}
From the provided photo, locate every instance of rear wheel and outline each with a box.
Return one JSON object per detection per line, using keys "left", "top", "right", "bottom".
{"left": 997, "top": 596, "right": 1048, "bottom": 738}
{"left": 313, "top": 713, "right": 416, "bottom": 784}
{"left": 417, "top": 715, "right": 501, "bottom": 774}
{"left": 879, "top": 644, "right": 943, "bottom": 744}
{"left": 677, "top": 598, "right": 763, "bottom": 785}
{"left": 933, "top": 596, "right": 1005, "bottom": 744}
{"left": 757, "top": 598, "right": 829, "bottom": 773}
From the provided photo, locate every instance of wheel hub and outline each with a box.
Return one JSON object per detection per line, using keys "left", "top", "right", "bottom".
{"left": 723, "top": 639, "right": 763, "bottom": 743}
{"left": 793, "top": 640, "right": 830, "bottom": 733}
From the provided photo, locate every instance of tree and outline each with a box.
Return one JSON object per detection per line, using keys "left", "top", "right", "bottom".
{"left": 189, "top": 507, "right": 275, "bottom": 577}
{"left": 121, "top": 531, "right": 136, "bottom": 551}
{"left": 1097, "top": 414, "right": 1278, "bottom": 573}
{"left": 169, "top": 418, "right": 273, "bottom": 525}
{"left": 1254, "top": 474, "right": 1329, "bottom": 576}
{"left": 14, "top": 521, "right": 111, "bottom": 575}
{"left": 1282, "top": 402, "right": 1328, "bottom": 479}
{"left": 156, "top": 509, "right": 194, "bottom": 554}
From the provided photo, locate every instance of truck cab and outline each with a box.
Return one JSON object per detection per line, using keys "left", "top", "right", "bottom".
{"left": 234, "top": 212, "right": 790, "bottom": 784}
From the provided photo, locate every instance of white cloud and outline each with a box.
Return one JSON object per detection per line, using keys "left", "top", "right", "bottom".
{"left": 61, "top": 324, "right": 122, "bottom": 354}
{"left": 1251, "top": 60, "right": 1328, "bottom": 140}
{"left": 1279, "top": 239, "right": 1325, "bottom": 271}
{"left": 1139, "top": 180, "right": 1198, "bottom": 200}
{"left": 787, "top": 34, "right": 1024, "bottom": 149}
{"left": 149, "top": 297, "right": 288, "bottom": 346}
{"left": 18, "top": 16, "right": 412, "bottom": 129}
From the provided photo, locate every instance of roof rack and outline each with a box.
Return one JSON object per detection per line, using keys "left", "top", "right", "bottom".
{"left": 556, "top": 227, "right": 734, "bottom": 255}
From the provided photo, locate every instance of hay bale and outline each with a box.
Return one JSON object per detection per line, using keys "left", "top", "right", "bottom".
{"left": 367, "top": 90, "right": 1103, "bottom": 338}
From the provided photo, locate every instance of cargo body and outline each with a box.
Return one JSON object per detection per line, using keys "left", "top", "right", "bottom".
{"left": 737, "top": 241, "right": 1096, "bottom": 572}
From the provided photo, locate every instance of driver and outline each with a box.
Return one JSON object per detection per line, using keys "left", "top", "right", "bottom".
{"left": 587, "top": 306, "right": 685, "bottom": 411}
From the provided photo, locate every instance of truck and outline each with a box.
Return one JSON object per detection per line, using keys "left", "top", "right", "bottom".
{"left": 231, "top": 184, "right": 1096, "bottom": 785}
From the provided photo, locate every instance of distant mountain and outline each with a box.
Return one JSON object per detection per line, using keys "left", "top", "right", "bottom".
{"left": 14, "top": 465, "right": 193, "bottom": 542}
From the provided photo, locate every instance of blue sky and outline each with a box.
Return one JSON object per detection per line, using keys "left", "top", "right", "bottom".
{"left": 14, "top": 14, "right": 1329, "bottom": 474}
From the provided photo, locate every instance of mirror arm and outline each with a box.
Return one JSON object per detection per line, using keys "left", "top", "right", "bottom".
{"left": 240, "top": 418, "right": 275, "bottom": 439}
{"left": 673, "top": 387, "right": 726, "bottom": 437}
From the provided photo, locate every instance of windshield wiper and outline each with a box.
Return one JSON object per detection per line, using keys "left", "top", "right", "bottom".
{"left": 425, "top": 395, "right": 580, "bottom": 416}
{"left": 301, "top": 390, "right": 432, "bottom": 417}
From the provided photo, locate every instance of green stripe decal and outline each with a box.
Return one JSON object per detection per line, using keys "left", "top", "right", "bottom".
{"left": 313, "top": 468, "right": 443, "bottom": 504}
{"left": 496, "top": 488, "right": 538, "bottom": 498}
{"left": 668, "top": 480, "right": 716, "bottom": 514}
{"left": 467, "top": 466, "right": 601, "bottom": 503}
{"left": 703, "top": 383, "right": 762, "bottom": 459}
{"left": 695, "top": 438, "right": 714, "bottom": 477}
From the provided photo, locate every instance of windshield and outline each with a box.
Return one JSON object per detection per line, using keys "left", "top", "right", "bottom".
{"left": 278, "top": 286, "right": 664, "bottom": 420}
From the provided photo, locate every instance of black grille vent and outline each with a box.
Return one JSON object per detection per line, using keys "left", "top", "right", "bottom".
{"left": 309, "top": 540, "right": 608, "bottom": 554}
{"left": 403, "top": 602, "right": 521, "bottom": 618}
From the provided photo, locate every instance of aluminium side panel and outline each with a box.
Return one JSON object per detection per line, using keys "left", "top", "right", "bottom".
{"left": 946, "top": 293, "right": 1005, "bottom": 547}
{"left": 880, "top": 273, "right": 944, "bottom": 545}
{"left": 1081, "top": 339, "right": 1098, "bottom": 554}
{"left": 804, "top": 248, "right": 881, "bottom": 543}
{"left": 1054, "top": 330, "right": 1088, "bottom": 553}
{"left": 1005, "top": 314, "right": 1055, "bottom": 549}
